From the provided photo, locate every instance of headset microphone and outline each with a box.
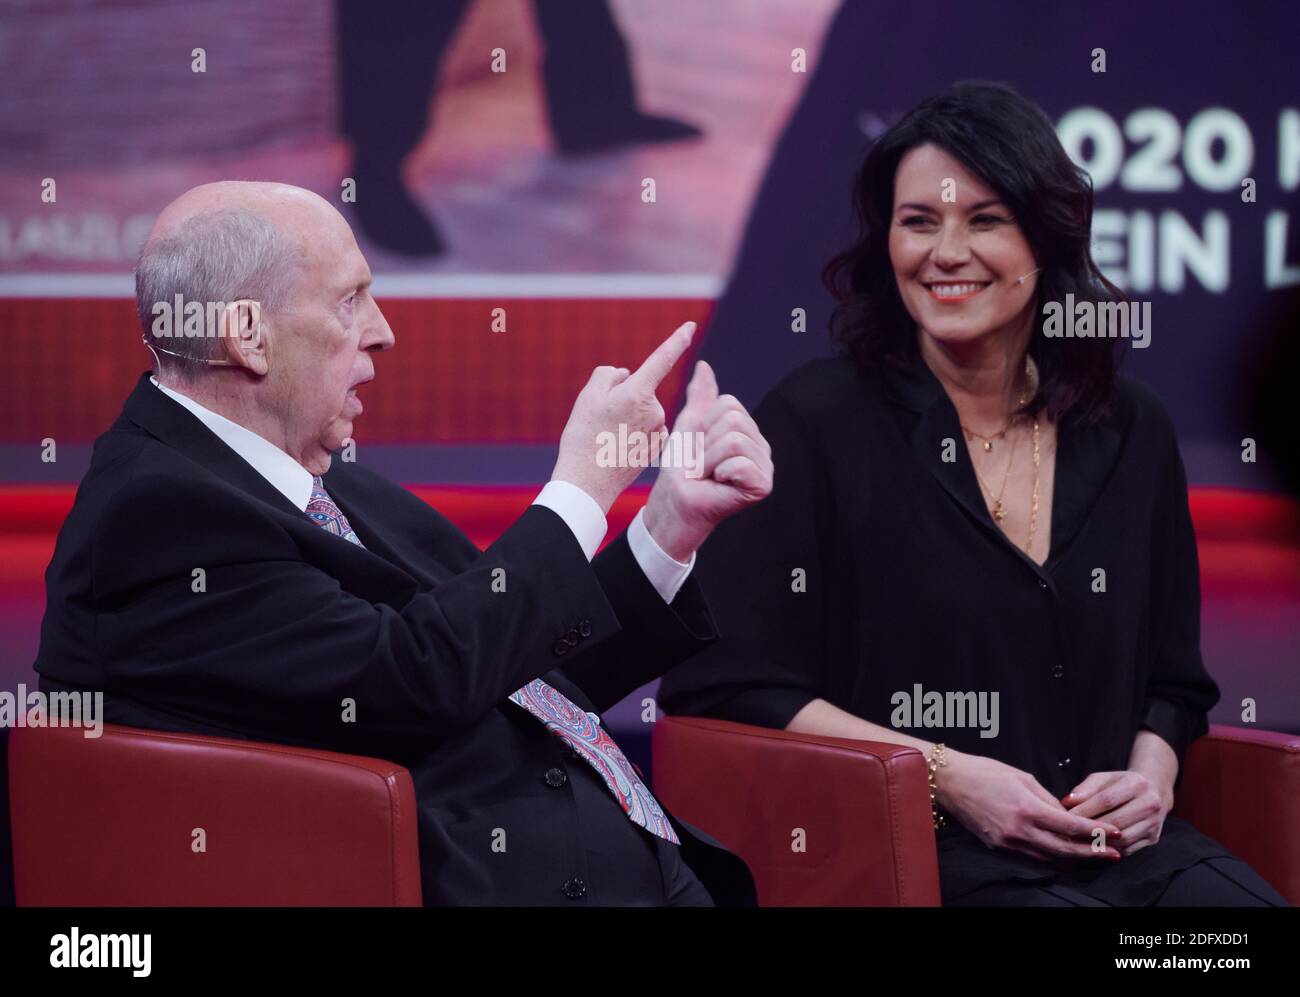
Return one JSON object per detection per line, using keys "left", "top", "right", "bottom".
{"left": 1016, "top": 267, "right": 1041, "bottom": 285}
{"left": 142, "top": 336, "right": 239, "bottom": 366}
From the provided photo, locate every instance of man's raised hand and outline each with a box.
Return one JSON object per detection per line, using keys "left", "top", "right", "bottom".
{"left": 642, "top": 358, "right": 774, "bottom": 563}
{"left": 550, "top": 321, "right": 696, "bottom": 513}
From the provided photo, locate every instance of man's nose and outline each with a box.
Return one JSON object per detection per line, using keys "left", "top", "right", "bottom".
{"left": 363, "top": 301, "right": 395, "bottom": 351}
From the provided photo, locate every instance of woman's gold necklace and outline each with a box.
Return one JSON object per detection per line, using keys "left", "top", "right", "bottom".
{"left": 973, "top": 425, "right": 1021, "bottom": 523}
{"left": 963, "top": 419, "right": 1011, "bottom": 453}
{"left": 1025, "top": 418, "right": 1041, "bottom": 556}
{"left": 965, "top": 357, "right": 1042, "bottom": 554}
{"left": 960, "top": 355, "right": 1038, "bottom": 453}
{"left": 972, "top": 418, "right": 1041, "bottom": 553}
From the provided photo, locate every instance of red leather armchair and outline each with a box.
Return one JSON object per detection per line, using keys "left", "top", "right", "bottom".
{"left": 1173, "top": 725, "right": 1299, "bottom": 903}
{"left": 5, "top": 485, "right": 1295, "bottom": 906}
{"left": 8, "top": 723, "right": 422, "bottom": 906}
{"left": 652, "top": 717, "right": 1300, "bottom": 906}
{"left": 653, "top": 716, "right": 941, "bottom": 905}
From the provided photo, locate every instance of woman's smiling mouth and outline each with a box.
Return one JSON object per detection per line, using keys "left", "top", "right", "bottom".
{"left": 924, "top": 280, "right": 992, "bottom": 303}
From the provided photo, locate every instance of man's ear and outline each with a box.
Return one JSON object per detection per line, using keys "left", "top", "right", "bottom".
{"left": 218, "top": 298, "right": 269, "bottom": 375}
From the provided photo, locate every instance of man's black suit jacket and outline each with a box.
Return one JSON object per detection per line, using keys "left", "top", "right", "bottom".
{"left": 33, "top": 372, "right": 756, "bottom": 906}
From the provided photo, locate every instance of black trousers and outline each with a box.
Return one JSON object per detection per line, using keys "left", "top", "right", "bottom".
{"left": 948, "top": 856, "right": 1289, "bottom": 907}
{"left": 568, "top": 749, "right": 714, "bottom": 906}
{"left": 336, "top": 0, "right": 642, "bottom": 165}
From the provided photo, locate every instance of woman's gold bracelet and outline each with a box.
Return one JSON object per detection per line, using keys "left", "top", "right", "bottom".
{"left": 927, "top": 743, "right": 948, "bottom": 830}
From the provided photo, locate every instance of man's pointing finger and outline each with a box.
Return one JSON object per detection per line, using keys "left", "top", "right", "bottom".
{"left": 626, "top": 321, "right": 696, "bottom": 392}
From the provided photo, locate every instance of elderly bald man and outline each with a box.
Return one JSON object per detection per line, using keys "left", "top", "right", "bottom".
{"left": 34, "top": 181, "right": 773, "bottom": 906}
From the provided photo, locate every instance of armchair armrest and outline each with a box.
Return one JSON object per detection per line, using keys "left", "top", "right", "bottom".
{"left": 652, "top": 715, "right": 940, "bottom": 905}
{"left": 1173, "top": 723, "right": 1300, "bottom": 904}
{"left": 9, "top": 723, "right": 422, "bottom": 906}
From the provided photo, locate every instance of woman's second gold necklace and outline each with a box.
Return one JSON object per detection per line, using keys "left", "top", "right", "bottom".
{"left": 965, "top": 358, "right": 1042, "bottom": 555}
{"left": 973, "top": 425, "right": 1020, "bottom": 523}
{"left": 972, "top": 416, "right": 1041, "bottom": 555}
{"left": 1025, "top": 417, "right": 1041, "bottom": 556}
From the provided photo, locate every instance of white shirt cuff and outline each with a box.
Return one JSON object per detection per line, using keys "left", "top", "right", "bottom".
{"left": 628, "top": 506, "right": 695, "bottom": 604}
{"left": 533, "top": 480, "right": 607, "bottom": 561}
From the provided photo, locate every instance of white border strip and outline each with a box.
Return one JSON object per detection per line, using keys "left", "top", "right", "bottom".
{"left": 0, "top": 274, "right": 134, "bottom": 297}
{"left": 0, "top": 273, "right": 724, "bottom": 299}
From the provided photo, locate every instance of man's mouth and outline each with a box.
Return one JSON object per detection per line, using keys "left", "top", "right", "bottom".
{"left": 346, "top": 383, "right": 366, "bottom": 415}
{"left": 923, "top": 280, "right": 992, "bottom": 304}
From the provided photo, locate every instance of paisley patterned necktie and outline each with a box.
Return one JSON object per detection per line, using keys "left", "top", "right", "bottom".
{"left": 509, "top": 678, "right": 680, "bottom": 844}
{"left": 306, "top": 475, "right": 365, "bottom": 546}
{"left": 303, "top": 482, "right": 679, "bottom": 844}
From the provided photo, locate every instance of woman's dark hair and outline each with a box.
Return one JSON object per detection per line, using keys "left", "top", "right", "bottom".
{"left": 823, "top": 80, "right": 1122, "bottom": 422}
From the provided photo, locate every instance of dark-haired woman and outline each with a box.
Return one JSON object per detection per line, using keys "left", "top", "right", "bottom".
{"left": 659, "top": 81, "right": 1287, "bottom": 906}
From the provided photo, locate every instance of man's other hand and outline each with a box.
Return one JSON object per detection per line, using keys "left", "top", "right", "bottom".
{"left": 642, "top": 359, "right": 773, "bottom": 563}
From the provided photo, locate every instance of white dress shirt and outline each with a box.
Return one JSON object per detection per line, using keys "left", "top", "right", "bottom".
{"left": 149, "top": 377, "right": 694, "bottom": 602}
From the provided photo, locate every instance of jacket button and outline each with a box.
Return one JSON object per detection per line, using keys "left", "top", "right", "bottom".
{"left": 562, "top": 878, "right": 587, "bottom": 900}
{"left": 544, "top": 767, "right": 567, "bottom": 788}
{"left": 563, "top": 628, "right": 580, "bottom": 647}
{"left": 1052, "top": 665, "right": 1065, "bottom": 679}
{"left": 578, "top": 620, "right": 592, "bottom": 638}
{"left": 1058, "top": 756, "right": 1072, "bottom": 767}
{"left": 1038, "top": 579, "right": 1048, "bottom": 589}
{"left": 552, "top": 639, "right": 569, "bottom": 657}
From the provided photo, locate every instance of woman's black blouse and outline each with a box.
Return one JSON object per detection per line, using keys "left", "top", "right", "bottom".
{"left": 658, "top": 352, "right": 1229, "bottom": 904}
